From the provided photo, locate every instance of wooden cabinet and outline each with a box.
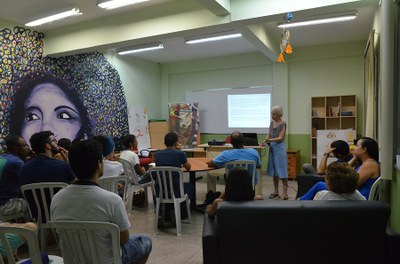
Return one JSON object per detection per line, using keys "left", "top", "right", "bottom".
{"left": 149, "top": 121, "right": 169, "bottom": 149}
{"left": 311, "top": 95, "right": 357, "bottom": 168}
{"left": 287, "top": 150, "right": 300, "bottom": 180}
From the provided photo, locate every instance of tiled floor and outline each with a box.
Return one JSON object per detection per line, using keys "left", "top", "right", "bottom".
{"left": 36, "top": 173, "right": 298, "bottom": 263}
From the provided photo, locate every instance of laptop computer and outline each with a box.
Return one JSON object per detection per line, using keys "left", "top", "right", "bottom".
{"left": 242, "top": 133, "right": 259, "bottom": 146}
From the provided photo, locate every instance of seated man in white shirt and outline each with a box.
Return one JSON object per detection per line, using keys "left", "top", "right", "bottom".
{"left": 50, "top": 139, "right": 152, "bottom": 264}
{"left": 93, "top": 135, "right": 123, "bottom": 178}
{"left": 120, "top": 135, "right": 151, "bottom": 183}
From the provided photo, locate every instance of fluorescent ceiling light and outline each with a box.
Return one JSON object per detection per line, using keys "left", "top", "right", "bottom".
{"left": 186, "top": 33, "right": 242, "bottom": 44}
{"left": 277, "top": 13, "right": 357, "bottom": 29}
{"left": 118, "top": 43, "right": 164, "bottom": 55}
{"left": 25, "top": 8, "right": 82, "bottom": 27}
{"left": 98, "top": 0, "right": 149, "bottom": 10}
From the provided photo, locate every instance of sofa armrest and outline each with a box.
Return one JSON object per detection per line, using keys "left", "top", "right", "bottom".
{"left": 296, "top": 174, "right": 325, "bottom": 199}
{"left": 202, "top": 209, "right": 218, "bottom": 264}
{"left": 386, "top": 226, "right": 400, "bottom": 264}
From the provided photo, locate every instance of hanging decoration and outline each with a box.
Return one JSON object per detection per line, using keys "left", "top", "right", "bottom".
{"left": 277, "top": 13, "right": 294, "bottom": 63}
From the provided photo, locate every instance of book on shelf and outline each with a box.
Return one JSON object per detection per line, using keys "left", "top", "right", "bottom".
{"left": 327, "top": 101, "right": 341, "bottom": 117}
{"left": 341, "top": 111, "right": 353, "bottom": 116}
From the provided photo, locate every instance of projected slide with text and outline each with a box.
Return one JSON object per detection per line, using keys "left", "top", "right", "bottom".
{"left": 228, "top": 94, "right": 270, "bottom": 128}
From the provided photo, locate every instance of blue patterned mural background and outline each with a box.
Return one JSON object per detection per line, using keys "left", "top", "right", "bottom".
{"left": 0, "top": 26, "right": 129, "bottom": 150}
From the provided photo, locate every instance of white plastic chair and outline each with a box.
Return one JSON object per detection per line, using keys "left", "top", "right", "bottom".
{"left": 98, "top": 175, "right": 129, "bottom": 202}
{"left": 0, "top": 225, "right": 63, "bottom": 264}
{"left": 49, "top": 221, "right": 121, "bottom": 264}
{"left": 224, "top": 160, "right": 257, "bottom": 189}
{"left": 368, "top": 177, "right": 383, "bottom": 200}
{"left": 20, "top": 182, "right": 68, "bottom": 250}
{"left": 148, "top": 167, "right": 191, "bottom": 236}
{"left": 119, "top": 158, "right": 153, "bottom": 213}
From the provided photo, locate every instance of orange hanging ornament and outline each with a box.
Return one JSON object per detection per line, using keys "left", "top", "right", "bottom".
{"left": 277, "top": 29, "right": 293, "bottom": 63}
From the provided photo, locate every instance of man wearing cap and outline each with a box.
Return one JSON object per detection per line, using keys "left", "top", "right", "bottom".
{"left": 93, "top": 135, "right": 124, "bottom": 178}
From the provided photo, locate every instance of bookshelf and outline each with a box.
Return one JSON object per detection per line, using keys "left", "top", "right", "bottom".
{"left": 311, "top": 95, "right": 357, "bottom": 168}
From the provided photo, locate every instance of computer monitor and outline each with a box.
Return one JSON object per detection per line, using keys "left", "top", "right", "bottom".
{"left": 242, "top": 133, "right": 259, "bottom": 146}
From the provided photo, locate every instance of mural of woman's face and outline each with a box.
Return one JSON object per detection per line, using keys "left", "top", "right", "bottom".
{"left": 21, "top": 83, "right": 82, "bottom": 142}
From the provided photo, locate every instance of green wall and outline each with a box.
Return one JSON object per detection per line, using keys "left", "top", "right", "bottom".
{"left": 105, "top": 53, "right": 161, "bottom": 120}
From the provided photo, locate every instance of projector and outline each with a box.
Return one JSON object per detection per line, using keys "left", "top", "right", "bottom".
{"left": 208, "top": 140, "right": 226, "bottom": 146}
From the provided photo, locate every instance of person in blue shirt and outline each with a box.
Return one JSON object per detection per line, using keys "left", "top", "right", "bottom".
{"left": 207, "top": 131, "right": 261, "bottom": 186}
{"left": 303, "top": 140, "right": 353, "bottom": 175}
{"left": 0, "top": 135, "right": 32, "bottom": 219}
{"left": 154, "top": 132, "right": 193, "bottom": 221}
{"left": 18, "top": 130, "right": 75, "bottom": 220}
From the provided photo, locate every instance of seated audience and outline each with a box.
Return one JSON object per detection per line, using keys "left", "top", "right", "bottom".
{"left": 313, "top": 162, "right": 365, "bottom": 200}
{"left": 303, "top": 140, "right": 353, "bottom": 175}
{"left": 154, "top": 132, "right": 193, "bottom": 221}
{"left": 18, "top": 131, "right": 75, "bottom": 220}
{"left": 120, "top": 134, "right": 151, "bottom": 183}
{"left": 53, "top": 138, "right": 71, "bottom": 162}
{"left": 207, "top": 167, "right": 263, "bottom": 217}
{"left": 207, "top": 131, "right": 261, "bottom": 190}
{"left": 300, "top": 137, "right": 380, "bottom": 200}
{"left": 0, "top": 222, "right": 37, "bottom": 262}
{"left": 50, "top": 139, "right": 152, "bottom": 264}
{"left": 0, "top": 135, "right": 32, "bottom": 220}
{"left": 93, "top": 135, "right": 123, "bottom": 178}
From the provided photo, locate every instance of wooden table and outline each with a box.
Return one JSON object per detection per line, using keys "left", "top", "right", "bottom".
{"left": 185, "top": 157, "right": 213, "bottom": 209}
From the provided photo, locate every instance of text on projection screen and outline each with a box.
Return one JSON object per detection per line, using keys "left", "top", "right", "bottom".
{"left": 228, "top": 93, "right": 270, "bottom": 128}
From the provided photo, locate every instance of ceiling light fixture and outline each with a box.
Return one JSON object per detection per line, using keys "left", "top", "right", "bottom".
{"left": 118, "top": 43, "right": 164, "bottom": 55}
{"left": 186, "top": 33, "right": 242, "bottom": 44}
{"left": 277, "top": 13, "right": 357, "bottom": 28}
{"left": 25, "top": 8, "right": 82, "bottom": 27}
{"left": 98, "top": 0, "right": 149, "bottom": 10}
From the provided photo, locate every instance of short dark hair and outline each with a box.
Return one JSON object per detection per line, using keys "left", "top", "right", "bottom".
{"left": 331, "top": 140, "right": 350, "bottom": 158}
{"left": 224, "top": 167, "right": 254, "bottom": 201}
{"left": 29, "top": 130, "right": 53, "bottom": 154}
{"left": 121, "top": 134, "right": 136, "bottom": 149}
{"left": 326, "top": 162, "right": 358, "bottom": 194}
{"left": 69, "top": 139, "right": 103, "bottom": 179}
{"left": 230, "top": 131, "right": 244, "bottom": 149}
{"left": 164, "top": 132, "right": 178, "bottom": 147}
{"left": 57, "top": 138, "right": 72, "bottom": 151}
{"left": 5, "top": 135, "right": 23, "bottom": 152}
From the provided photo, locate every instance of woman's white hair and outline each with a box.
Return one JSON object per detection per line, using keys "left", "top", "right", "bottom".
{"left": 271, "top": 105, "right": 283, "bottom": 116}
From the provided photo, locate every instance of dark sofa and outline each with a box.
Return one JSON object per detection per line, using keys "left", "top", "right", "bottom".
{"left": 296, "top": 173, "right": 325, "bottom": 199}
{"left": 202, "top": 200, "right": 400, "bottom": 264}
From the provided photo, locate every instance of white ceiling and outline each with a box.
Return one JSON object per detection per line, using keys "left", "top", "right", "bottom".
{"left": 0, "top": 0, "right": 378, "bottom": 63}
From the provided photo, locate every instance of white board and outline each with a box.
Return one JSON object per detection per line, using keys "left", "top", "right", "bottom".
{"left": 185, "top": 86, "right": 272, "bottom": 133}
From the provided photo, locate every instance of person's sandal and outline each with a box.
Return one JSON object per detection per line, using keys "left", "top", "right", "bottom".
{"left": 269, "top": 193, "right": 279, "bottom": 199}
{"left": 282, "top": 195, "right": 289, "bottom": 200}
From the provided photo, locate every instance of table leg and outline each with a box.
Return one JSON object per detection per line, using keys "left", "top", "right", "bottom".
{"left": 255, "top": 168, "right": 263, "bottom": 196}
{"left": 189, "top": 171, "right": 196, "bottom": 209}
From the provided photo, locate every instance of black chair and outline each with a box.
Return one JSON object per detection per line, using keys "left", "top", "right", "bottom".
{"left": 296, "top": 173, "right": 325, "bottom": 199}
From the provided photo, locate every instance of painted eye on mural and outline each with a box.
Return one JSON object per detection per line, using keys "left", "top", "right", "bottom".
{"left": 56, "top": 109, "right": 79, "bottom": 121}
{"left": 25, "top": 113, "right": 40, "bottom": 121}
{"left": 57, "top": 112, "right": 73, "bottom": 120}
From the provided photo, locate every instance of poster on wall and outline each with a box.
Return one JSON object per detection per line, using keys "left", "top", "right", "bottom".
{"left": 168, "top": 102, "right": 199, "bottom": 148}
{"left": 317, "top": 129, "right": 356, "bottom": 166}
{"left": 127, "top": 106, "right": 151, "bottom": 150}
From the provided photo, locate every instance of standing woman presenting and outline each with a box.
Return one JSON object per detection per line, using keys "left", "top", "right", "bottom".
{"left": 261, "top": 105, "right": 289, "bottom": 200}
